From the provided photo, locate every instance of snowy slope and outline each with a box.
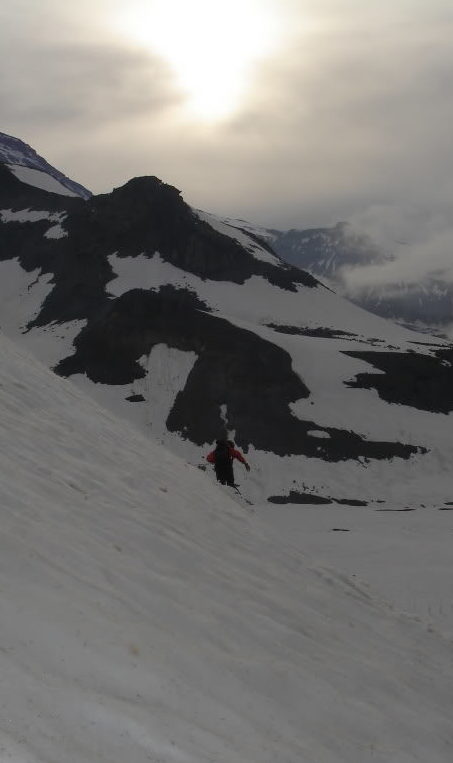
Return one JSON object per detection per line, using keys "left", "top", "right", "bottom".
{"left": 259, "top": 500, "right": 453, "bottom": 640}
{"left": 1, "top": 330, "right": 453, "bottom": 763}
{"left": 0, "top": 131, "right": 91, "bottom": 198}
{"left": 7, "top": 163, "right": 81, "bottom": 197}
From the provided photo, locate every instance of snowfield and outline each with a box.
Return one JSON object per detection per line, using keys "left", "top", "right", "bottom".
{"left": 7, "top": 164, "right": 80, "bottom": 197}
{"left": 1, "top": 331, "right": 453, "bottom": 762}
{"left": 259, "top": 502, "right": 453, "bottom": 639}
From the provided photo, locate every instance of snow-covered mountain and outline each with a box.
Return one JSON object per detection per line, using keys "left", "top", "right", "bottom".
{"left": 347, "top": 278, "right": 453, "bottom": 333}
{"left": 269, "top": 222, "right": 389, "bottom": 280}
{"left": 2, "top": 327, "right": 453, "bottom": 761}
{"left": 1, "top": 138, "right": 453, "bottom": 508}
{"left": 0, "top": 131, "right": 91, "bottom": 199}
{"left": 270, "top": 223, "right": 453, "bottom": 334}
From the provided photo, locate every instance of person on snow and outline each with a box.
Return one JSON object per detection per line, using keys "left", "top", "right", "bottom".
{"left": 206, "top": 439, "right": 250, "bottom": 487}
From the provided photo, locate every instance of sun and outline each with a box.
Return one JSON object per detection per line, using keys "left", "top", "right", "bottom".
{"left": 116, "top": 0, "right": 282, "bottom": 121}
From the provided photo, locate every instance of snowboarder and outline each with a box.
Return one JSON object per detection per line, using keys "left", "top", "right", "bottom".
{"left": 206, "top": 439, "right": 250, "bottom": 487}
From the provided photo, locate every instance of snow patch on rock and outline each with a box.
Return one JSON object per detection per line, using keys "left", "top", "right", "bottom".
{"left": 307, "top": 430, "right": 332, "bottom": 439}
{"left": 1, "top": 208, "right": 66, "bottom": 224}
{"left": 44, "top": 223, "right": 68, "bottom": 239}
{"left": 194, "top": 209, "right": 282, "bottom": 266}
{"left": 8, "top": 164, "right": 79, "bottom": 197}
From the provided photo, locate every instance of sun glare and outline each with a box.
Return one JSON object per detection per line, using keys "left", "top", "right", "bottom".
{"left": 117, "top": 0, "right": 282, "bottom": 121}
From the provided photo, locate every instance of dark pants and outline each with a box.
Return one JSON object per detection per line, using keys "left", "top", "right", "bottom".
{"left": 215, "top": 462, "right": 235, "bottom": 487}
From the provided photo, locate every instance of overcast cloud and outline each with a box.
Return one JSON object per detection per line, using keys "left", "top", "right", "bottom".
{"left": 1, "top": 0, "right": 453, "bottom": 290}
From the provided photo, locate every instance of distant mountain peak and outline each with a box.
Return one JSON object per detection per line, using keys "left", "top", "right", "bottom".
{"left": 271, "top": 222, "right": 453, "bottom": 333}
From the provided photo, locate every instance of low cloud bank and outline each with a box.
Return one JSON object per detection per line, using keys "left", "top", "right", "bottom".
{"left": 342, "top": 205, "right": 453, "bottom": 293}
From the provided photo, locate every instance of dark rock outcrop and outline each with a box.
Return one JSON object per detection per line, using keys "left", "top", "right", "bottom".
{"left": 268, "top": 492, "right": 332, "bottom": 504}
{"left": 344, "top": 348, "right": 453, "bottom": 413}
{"left": 267, "top": 324, "right": 356, "bottom": 339}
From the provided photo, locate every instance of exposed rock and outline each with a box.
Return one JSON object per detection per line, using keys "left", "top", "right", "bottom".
{"left": 344, "top": 348, "right": 453, "bottom": 413}
{"left": 268, "top": 491, "right": 332, "bottom": 505}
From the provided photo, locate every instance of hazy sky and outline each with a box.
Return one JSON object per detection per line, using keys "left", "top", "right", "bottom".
{"left": 2, "top": 0, "right": 453, "bottom": 238}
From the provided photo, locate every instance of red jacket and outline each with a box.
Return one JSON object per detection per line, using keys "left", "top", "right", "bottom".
{"left": 207, "top": 445, "right": 247, "bottom": 465}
